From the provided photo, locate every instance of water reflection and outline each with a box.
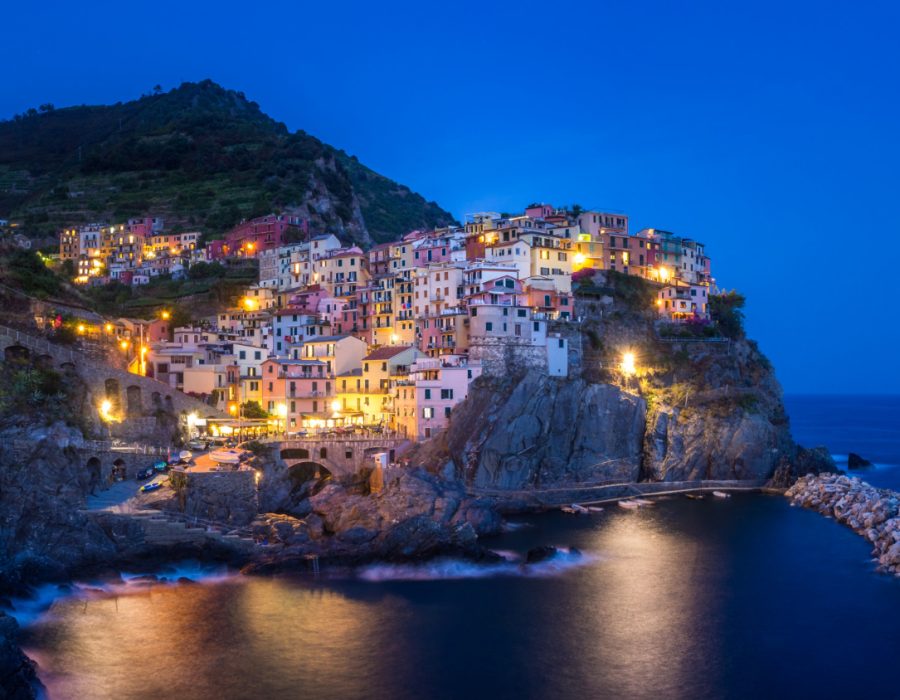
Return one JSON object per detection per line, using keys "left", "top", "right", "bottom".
{"left": 21, "top": 495, "right": 900, "bottom": 700}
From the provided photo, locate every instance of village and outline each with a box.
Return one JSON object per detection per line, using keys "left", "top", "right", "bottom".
{"left": 50, "top": 204, "right": 716, "bottom": 443}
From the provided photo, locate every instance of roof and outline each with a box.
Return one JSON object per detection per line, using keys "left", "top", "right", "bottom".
{"left": 337, "top": 368, "right": 363, "bottom": 377}
{"left": 264, "top": 358, "right": 326, "bottom": 366}
{"left": 364, "top": 345, "right": 415, "bottom": 361}
{"left": 303, "top": 334, "right": 355, "bottom": 343}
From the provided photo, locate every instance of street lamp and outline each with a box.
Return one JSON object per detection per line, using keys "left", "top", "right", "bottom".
{"left": 621, "top": 351, "right": 636, "bottom": 377}
{"left": 160, "top": 310, "right": 171, "bottom": 321}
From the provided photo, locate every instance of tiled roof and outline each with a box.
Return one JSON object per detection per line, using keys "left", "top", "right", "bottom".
{"left": 364, "top": 345, "right": 414, "bottom": 361}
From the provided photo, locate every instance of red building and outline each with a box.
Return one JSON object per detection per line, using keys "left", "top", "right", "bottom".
{"left": 211, "top": 214, "right": 308, "bottom": 259}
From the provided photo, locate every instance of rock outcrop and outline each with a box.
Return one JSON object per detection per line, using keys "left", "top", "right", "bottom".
{"left": 848, "top": 453, "right": 873, "bottom": 469}
{"left": 0, "top": 423, "right": 117, "bottom": 591}
{"left": 247, "top": 468, "right": 501, "bottom": 571}
{"left": 439, "top": 372, "right": 645, "bottom": 489}
{"left": 0, "top": 613, "right": 37, "bottom": 700}
{"left": 786, "top": 474, "right": 900, "bottom": 574}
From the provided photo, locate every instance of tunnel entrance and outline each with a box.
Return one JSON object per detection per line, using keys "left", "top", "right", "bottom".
{"left": 287, "top": 461, "right": 332, "bottom": 496}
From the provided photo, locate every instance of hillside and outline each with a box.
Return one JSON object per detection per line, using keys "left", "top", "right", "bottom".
{"left": 0, "top": 80, "right": 456, "bottom": 247}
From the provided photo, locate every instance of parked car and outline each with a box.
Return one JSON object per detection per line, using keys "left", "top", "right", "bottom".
{"left": 136, "top": 467, "right": 154, "bottom": 480}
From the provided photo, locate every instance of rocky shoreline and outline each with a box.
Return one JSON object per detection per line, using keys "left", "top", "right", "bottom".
{"left": 786, "top": 473, "right": 900, "bottom": 574}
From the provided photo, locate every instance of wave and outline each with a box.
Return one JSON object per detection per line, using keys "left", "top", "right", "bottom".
{"left": 356, "top": 547, "right": 595, "bottom": 582}
{"left": 4, "top": 561, "right": 237, "bottom": 628}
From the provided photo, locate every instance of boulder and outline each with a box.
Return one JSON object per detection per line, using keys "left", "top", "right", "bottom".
{"left": 848, "top": 453, "right": 873, "bottom": 469}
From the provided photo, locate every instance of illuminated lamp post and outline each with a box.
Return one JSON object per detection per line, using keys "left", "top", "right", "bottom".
{"left": 620, "top": 351, "right": 637, "bottom": 378}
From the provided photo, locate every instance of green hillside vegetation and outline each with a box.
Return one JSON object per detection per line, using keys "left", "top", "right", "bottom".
{"left": 81, "top": 260, "right": 258, "bottom": 318}
{"left": 0, "top": 80, "right": 455, "bottom": 246}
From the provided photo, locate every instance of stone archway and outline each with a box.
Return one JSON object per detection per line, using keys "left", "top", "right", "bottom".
{"left": 86, "top": 456, "right": 102, "bottom": 493}
{"left": 280, "top": 447, "right": 310, "bottom": 460}
{"left": 287, "top": 461, "right": 333, "bottom": 495}
{"left": 4, "top": 344, "right": 30, "bottom": 363}
{"left": 126, "top": 385, "right": 142, "bottom": 416}
{"left": 112, "top": 457, "right": 127, "bottom": 481}
{"left": 104, "top": 378, "right": 121, "bottom": 412}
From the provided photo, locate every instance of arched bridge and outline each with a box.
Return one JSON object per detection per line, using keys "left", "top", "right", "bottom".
{"left": 0, "top": 324, "right": 225, "bottom": 421}
{"left": 275, "top": 437, "right": 409, "bottom": 479}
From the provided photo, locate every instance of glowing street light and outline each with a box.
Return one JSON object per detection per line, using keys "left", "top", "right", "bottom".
{"left": 160, "top": 310, "right": 171, "bottom": 321}
{"left": 104, "top": 323, "right": 113, "bottom": 333}
{"left": 621, "top": 352, "right": 637, "bottom": 377}
{"left": 99, "top": 399, "right": 116, "bottom": 422}
{"left": 330, "top": 399, "right": 341, "bottom": 412}
{"left": 573, "top": 252, "right": 587, "bottom": 268}
{"left": 76, "top": 323, "right": 86, "bottom": 334}
{"left": 120, "top": 339, "right": 130, "bottom": 351}
{"left": 658, "top": 267, "right": 671, "bottom": 283}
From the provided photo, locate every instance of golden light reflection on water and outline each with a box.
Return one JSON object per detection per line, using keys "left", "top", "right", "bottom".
{"left": 518, "top": 507, "right": 724, "bottom": 698}
{"left": 25, "top": 579, "right": 417, "bottom": 700}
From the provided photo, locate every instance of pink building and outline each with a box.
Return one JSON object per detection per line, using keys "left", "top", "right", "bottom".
{"left": 260, "top": 358, "right": 333, "bottom": 432}
{"left": 525, "top": 203, "right": 554, "bottom": 220}
{"left": 393, "top": 357, "right": 482, "bottom": 440}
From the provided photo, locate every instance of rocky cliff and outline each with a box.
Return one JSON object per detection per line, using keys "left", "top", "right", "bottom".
{"left": 417, "top": 271, "right": 834, "bottom": 491}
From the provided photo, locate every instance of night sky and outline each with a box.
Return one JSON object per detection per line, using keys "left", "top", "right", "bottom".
{"left": 3, "top": 0, "right": 898, "bottom": 394}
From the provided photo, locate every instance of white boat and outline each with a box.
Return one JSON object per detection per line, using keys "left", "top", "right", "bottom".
{"left": 587, "top": 506, "right": 604, "bottom": 513}
{"left": 560, "top": 506, "right": 577, "bottom": 514}
{"left": 210, "top": 449, "right": 242, "bottom": 465}
{"left": 570, "top": 504, "right": 590, "bottom": 515}
{"left": 632, "top": 498, "right": 653, "bottom": 506}
{"left": 618, "top": 500, "right": 640, "bottom": 510}
{"left": 712, "top": 491, "right": 732, "bottom": 499}
{"left": 179, "top": 450, "right": 192, "bottom": 461}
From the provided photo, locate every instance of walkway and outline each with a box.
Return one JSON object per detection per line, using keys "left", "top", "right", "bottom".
{"left": 469, "top": 478, "right": 770, "bottom": 507}
{"left": 86, "top": 479, "right": 142, "bottom": 510}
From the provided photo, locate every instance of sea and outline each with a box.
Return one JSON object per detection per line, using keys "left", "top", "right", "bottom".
{"left": 10, "top": 395, "right": 900, "bottom": 700}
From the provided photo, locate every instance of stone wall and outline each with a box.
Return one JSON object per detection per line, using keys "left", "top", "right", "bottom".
{"left": 172, "top": 469, "right": 259, "bottom": 526}
{"left": 0, "top": 325, "right": 224, "bottom": 420}
{"left": 468, "top": 338, "right": 550, "bottom": 377}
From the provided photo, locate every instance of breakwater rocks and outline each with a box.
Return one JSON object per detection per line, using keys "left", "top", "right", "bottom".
{"left": 786, "top": 474, "right": 900, "bottom": 574}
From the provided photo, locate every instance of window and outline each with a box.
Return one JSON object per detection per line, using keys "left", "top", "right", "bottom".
{"left": 485, "top": 322, "right": 493, "bottom": 331}
{"left": 440, "top": 389, "right": 454, "bottom": 399}
{"left": 423, "top": 407, "right": 434, "bottom": 419}
{"left": 424, "top": 389, "right": 431, "bottom": 400}
{"left": 517, "top": 309, "right": 526, "bottom": 317}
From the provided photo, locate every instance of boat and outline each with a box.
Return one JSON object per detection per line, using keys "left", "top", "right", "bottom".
{"left": 560, "top": 506, "right": 577, "bottom": 514}
{"left": 210, "top": 449, "right": 242, "bottom": 465}
{"left": 618, "top": 500, "right": 640, "bottom": 509}
{"left": 570, "top": 504, "right": 590, "bottom": 515}
{"left": 587, "top": 506, "right": 604, "bottom": 513}
{"left": 712, "top": 491, "right": 732, "bottom": 499}
{"left": 685, "top": 493, "right": 705, "bottom": 500}
{"left": 140, "top": 481, "right": 162, "bottom": 493}
{"left": 179, "top": 450, "right": 193, "bottom": 462}
{"left": 632, "top": 498, "right": 653, "bottom": 506}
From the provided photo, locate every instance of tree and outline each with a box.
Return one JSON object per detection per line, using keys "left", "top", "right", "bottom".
{"left": 241, "top": 401, "right": 269, "bottom": 419}
{"left": 39, "top": 103, "right": 55, "bottom": 113}
{"left": 709, "top": 291, "right": 746, "bottom": 339}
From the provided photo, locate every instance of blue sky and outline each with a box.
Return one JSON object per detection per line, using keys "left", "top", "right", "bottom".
{"left": 2, "top": 0, "right": 898, "bottom": 393}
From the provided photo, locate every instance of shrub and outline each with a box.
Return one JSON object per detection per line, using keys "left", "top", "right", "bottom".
{"left": 709, "top": 291, "right": 746, "bottom": 339}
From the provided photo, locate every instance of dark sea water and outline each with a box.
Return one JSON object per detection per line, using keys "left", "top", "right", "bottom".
{"left": 15, "top": 395, "right": 900, "bottom": 700}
